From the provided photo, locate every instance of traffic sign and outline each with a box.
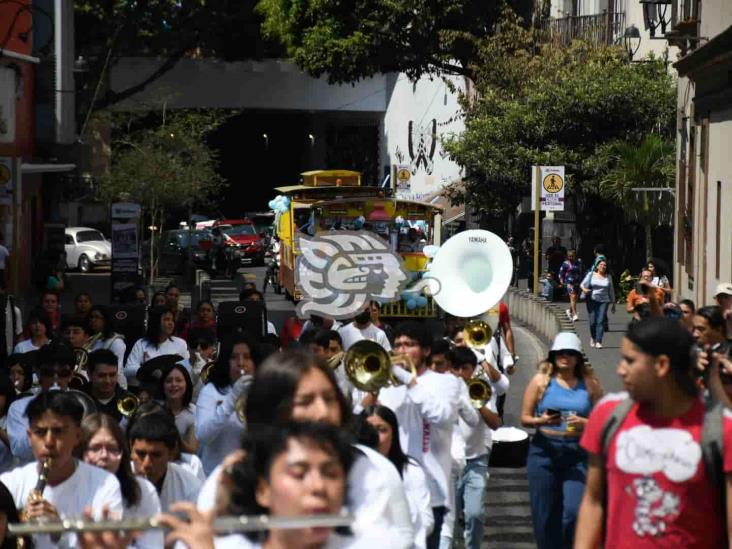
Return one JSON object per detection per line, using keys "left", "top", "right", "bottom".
{"left": 531, "top": 166, "right": 565, "bottom": 212}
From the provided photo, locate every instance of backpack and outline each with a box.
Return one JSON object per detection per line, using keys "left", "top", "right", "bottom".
{"left": 600, "top": 397, "right": 726, "bottom": 535}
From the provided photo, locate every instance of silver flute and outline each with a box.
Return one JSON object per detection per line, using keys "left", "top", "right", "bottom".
{"left": 8, "top": 512, "right": 353, "bottom": 536}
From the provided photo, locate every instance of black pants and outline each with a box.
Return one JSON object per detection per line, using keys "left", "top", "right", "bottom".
{"left": 426, "top": 506, "right": 447, "bottom": 549}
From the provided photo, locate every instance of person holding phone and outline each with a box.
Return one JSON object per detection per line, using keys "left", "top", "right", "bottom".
{"left": 625, "top": 269, "right": 664, "bottom": 321}
{"left": 520, "top": 333, "right": 603, "bottom": 549}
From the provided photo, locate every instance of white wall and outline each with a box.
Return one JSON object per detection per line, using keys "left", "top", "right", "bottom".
{"left": 381, "top": 73, "right": 467, "bottom": 202}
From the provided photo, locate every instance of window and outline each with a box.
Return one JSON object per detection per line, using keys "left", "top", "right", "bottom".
{"left": 65, "top": 235, "right": 74, "bottom": 245}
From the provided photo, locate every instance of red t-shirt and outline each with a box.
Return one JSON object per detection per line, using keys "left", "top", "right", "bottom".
{"left": 499, "top": 301, "right": 510, "bottom": 326}
{"left": 581, "top": 394, "right": 732, "bottom": 548}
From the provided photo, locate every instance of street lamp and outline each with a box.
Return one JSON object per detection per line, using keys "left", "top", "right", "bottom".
{"left": 640, "top": 0, "right": 671, "bottom": 38}
{"left": 623, "top": 25, "right": 642, "bottom": 61}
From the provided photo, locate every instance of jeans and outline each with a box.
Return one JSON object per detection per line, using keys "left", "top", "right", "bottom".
{"left": 587, "top": 299, "right": 609, "bottom": 344}
{"left": 527, "top": 433, "right": 587, "bottom": 549}
{"left": 455, "top": 454, "right": 489, "bottom": 549}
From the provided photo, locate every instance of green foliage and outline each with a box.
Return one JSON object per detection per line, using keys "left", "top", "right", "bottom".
{"left": 616, "top": 269, "right": 638, "bottom": 304}
{"left": 592, "top": 135, "right": 675, "bottom": 225}
{"left": 255, "top": 0, "right": 532, "bottom": 82}
{"left": 442, "top": 13, "right": 676, "bottom": 218}
{"left": 96, "top": 111, "right": 228, "bottom": 219}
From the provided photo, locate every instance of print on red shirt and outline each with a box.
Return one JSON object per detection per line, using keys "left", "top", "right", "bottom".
{"left": 580, "top": 394, "right": 732, "bottom": 549}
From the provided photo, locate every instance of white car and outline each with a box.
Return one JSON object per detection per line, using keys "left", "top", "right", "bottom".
{"left": 65, "top": 227, "right": 111, "bottom": 272}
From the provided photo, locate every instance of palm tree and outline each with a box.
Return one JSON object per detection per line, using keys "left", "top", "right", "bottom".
{"left": 597, "top": 135, "right": 675, "bottom": 260}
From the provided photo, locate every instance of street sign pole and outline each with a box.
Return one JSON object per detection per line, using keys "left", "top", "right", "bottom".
{"left": 533, "top": 165, "right": 541, "bottom": 295}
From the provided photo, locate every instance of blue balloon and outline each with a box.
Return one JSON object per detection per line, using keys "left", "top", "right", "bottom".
{"left": 416, "top": 296, "right": 428, "bottom": 307}
{"left": 268, "top": 200, "right": 277, "bottom": 210}
{"left": 406, "top": 299, "right": 417, "bottom": 310}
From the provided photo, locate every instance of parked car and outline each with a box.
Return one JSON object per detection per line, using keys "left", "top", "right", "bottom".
{"left": 221, "top": 220, "right": 266, "bottom": 266}
{"left": 65, "top": 227, "right": 111, "bottom": 272}
{"left": 142, "top": 229, "right": 213, "bottom": 275}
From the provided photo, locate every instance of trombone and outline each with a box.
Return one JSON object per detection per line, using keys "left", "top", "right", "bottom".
{"left": 343, "top": 340, "right": 416, "bottom": 393}
{"left": 462, "top": 319, "right": 492, "bottom": 349}
{"left": 466, "top": 374, "right": 492, "bottom": 409}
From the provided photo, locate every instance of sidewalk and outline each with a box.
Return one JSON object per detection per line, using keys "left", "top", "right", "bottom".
{"left": 571, "top": 302, "right": 631, "bottom": 393}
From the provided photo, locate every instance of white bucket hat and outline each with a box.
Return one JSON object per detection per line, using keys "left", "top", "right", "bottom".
{"left": 550, "top": 332, "right": 583, "bottom": 354}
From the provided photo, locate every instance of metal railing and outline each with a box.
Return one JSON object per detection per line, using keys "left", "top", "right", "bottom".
{"left": 539, "top": 11, "right": 626, "bottom": 47}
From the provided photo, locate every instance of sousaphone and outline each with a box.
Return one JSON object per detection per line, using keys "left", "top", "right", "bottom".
{"left": 424, "top": 229, "right": 513, "bottom": 338}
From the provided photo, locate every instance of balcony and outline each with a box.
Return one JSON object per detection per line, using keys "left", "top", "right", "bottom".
{"left": 539, "top": 12, "right": 627, "bottom": 48}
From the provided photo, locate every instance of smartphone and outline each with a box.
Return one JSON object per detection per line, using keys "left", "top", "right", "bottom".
{"left": 712, "top": 343, "right": 732, "bottom": 385}
{"left": 545, "top": 408, "right": 561, "bottom": 417}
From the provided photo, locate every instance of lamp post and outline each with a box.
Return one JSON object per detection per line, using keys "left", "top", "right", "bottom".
{"left": 623, "top": 25, "right": 642, "bottom": 61}
{"left": 639, "top": 0, "right": 671, "bottom": 38}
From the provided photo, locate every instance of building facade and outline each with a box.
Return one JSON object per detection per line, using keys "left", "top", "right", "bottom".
{"left": 671, "top": 0, "right": 732, "bottom": 303}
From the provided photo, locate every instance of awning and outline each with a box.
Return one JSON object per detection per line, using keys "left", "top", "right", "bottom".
{"left": 21, "top": 163, "right": 76, "bottom": 174}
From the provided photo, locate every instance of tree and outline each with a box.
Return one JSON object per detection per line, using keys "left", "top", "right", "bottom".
{"left": 441, "top": 16, "right": 676, "bottom": 220}
{"left": 96, "top": 111, "right": 228, "bottom": 282}
{"left": 74, "top": 1, "right": 282, "bottom": 117}
{"left": 255, "top": 0, "right": 533, "bottom": 82}
{"left": 592, "top": 135, "right": 675, "bottom": 260}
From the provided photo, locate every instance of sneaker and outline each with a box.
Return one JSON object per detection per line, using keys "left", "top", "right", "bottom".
{"left": 590, "top": 339, "right": 596, "bottom": 348}
{"left": 566, "top": 309, "right": 572, "bottom": 321}
{"left": 596, "top": 342, "right": 603, "bottom": 349}
{"left": 572, "top": 314, "right": 579, "bottom": 322}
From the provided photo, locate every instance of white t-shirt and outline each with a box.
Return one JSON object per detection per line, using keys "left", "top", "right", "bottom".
{"left": 124, "top": 336, "right": 190, "bottom": 385}
{"left": 13, "top": 338, "right": 42, "bottom": 354}
{"left": 214, "top": 531, "right": 395, "bottom": 549}
{"left": 460, "top": 373, "right": 509, "bottom": 459}
{"left": 195, "top": 383, "right": 245, "bottom": 476}
{"left": 403, "top": 460, "right": 434, "bottom": 549}
{"left": 378, "top": 370, "right": 461, "bottom": 508}
{"left": 178, "top": 452, "right": 206, "bottom": 482}
{"left": 198, "top": 445, "right": 415, "bottom": 549}
{"left": 157, "top": 461, "right": 203, "bottom": 512}
{"left": 6, "top": 395, "right": 34, "bottom": 463}
{"left": 0, "top": 460, "right": 123, "bottom": 549}
{"left": 127, "top": 477, "right": 164, "bottom": 549}
{"left": 338, "top": 322, "right": 391, "bottom": 352}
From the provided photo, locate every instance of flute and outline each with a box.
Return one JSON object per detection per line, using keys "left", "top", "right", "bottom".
{"left": 8, "top": 512, "right": 353, "bottom": 536}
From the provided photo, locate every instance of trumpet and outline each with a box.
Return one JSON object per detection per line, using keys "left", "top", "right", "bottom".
{"left": 462, "top": 320, "right": 492, "bottom": 349}
{"left": 117, "top": 394, "right": 140, "bottom": 417}
{"left": 8, "top": 511, "right": 353, "bottom": 536}
{"left": 344, "top": 340, "right": 416, "bottom": 393}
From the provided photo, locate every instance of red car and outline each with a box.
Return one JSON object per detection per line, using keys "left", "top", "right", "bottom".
{"left": 216, "top": 219, "right": 266, "bottom": 266}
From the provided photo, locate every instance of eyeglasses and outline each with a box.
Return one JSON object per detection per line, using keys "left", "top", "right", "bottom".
{"left": 86, "top": 444, "right": 122, "bottom": 457}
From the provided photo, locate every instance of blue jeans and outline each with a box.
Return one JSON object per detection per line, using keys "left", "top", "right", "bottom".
{"left": 587, "top": 299, "right": 609, "bottom": 344}
{"left": 527, "top": 433, "right": 587, "bottom": 549}
{"left": 455, "top": 453, "right": 489, "bottom": 549}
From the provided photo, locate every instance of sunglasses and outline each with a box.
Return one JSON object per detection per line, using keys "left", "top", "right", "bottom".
{"left": 555, "top": 350, "right": 581, "bottom": 358}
